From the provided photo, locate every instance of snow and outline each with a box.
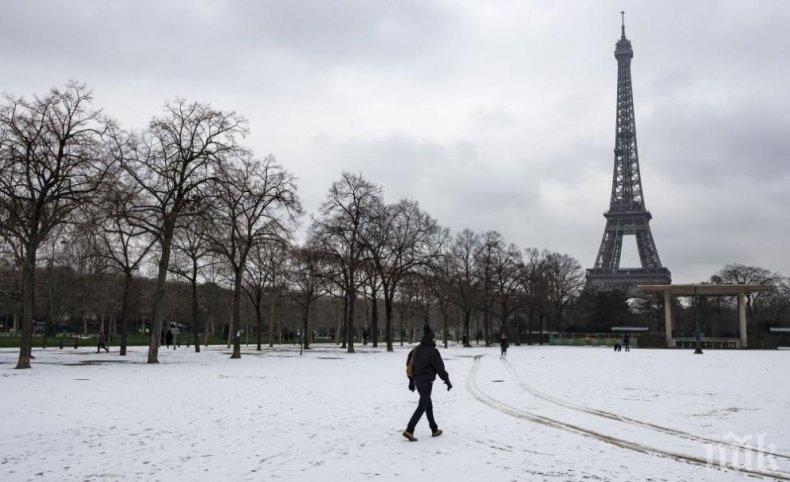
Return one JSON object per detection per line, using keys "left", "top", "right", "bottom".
{"left": 1, "top": 344, "right": 788, "bottom": 481}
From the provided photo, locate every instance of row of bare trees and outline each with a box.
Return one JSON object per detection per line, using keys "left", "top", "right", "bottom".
{"left": 12, "top": 82, "right": 787, "bottom": 368}
{"left": 0, "top": 83, "right": 587, "bottom": 368}
{"left": 0, "top": 82, "right": 301, "bottom": 368}
{"left": 305, "top": 172, "right": 587, "bottom": 353}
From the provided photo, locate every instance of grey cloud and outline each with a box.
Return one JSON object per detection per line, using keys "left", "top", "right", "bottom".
{"left": 1, "top": 0, "right": 788, "bottom": 283}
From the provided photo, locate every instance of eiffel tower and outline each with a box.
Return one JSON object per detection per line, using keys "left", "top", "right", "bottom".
{"left": 586, "top": 13, "right": 671, "bottom": 292}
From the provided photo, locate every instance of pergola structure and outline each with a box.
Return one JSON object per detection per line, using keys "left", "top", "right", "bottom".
{"left": 640, "top": 284, "right": 771, "bottom": 348}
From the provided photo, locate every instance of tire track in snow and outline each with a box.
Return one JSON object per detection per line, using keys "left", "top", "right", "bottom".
{"left": 467, "top": 355, "right": 790, "bottom": 481}
{"left": 502, "top": 357, "right": 790, "bottom": 461}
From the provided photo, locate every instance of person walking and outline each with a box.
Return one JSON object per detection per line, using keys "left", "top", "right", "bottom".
{"left": 623, "top": 332, "right": 631, "bottom": 352}
{"left": 165, "top": 328, "right": 174, "bottom": 349}
{"left": 97, "top": 331, "right": 109, "bottom": 354}
{"left": 403, "top": 324, "right": 452, "bottom": 442}
{"left": 500, "top": 332, "right": 509, "bottom": 357}
{"left": 171, "top": 324, "right": 180, "bottom": 349}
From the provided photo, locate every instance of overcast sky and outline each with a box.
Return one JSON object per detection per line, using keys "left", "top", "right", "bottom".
{"left": 2, "top": 0, "right": 789, "bottom": 282}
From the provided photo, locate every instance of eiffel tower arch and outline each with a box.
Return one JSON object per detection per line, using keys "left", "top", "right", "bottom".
{"left": 586, "top": 13, "right": 671, "bottom": 292}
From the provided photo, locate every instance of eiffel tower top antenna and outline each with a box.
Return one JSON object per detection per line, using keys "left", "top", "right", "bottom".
{"left": 621, "top": 11, "right": 625, "bottom": 37}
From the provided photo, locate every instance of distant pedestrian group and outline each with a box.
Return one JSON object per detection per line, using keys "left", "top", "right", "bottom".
{"left": 614, "top": 333, "right": 630, "bottom": 352}
{"left": 161, "top": 326, "right": 177, "bottom": 350}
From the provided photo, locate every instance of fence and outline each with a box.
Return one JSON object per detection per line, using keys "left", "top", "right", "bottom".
{"left": 549, "top": 333, "right": 637, "bottom": 347}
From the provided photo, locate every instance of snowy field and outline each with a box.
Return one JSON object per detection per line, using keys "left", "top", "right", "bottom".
{"left": 1, "top": 344, "right": 789, "bottom": 481}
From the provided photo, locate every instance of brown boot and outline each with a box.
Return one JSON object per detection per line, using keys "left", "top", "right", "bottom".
{"left": 432, "top": 429, "right": 443, "bottom": 437}
{"left": 402, "top": 430, "right": 417, "bottom": 442}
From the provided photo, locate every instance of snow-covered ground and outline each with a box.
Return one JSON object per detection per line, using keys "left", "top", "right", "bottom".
{"left": 1, "top": 344, "right": 788, "bottom": 481}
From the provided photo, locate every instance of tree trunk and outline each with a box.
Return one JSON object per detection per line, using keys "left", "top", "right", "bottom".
{"left": 303, "top": 303, "right": 311, "bottom": 350}
{"left": 16, "top": 247, "right": 37, "bottom": 369}
{"left": 191, "top": 271, "right": 200, "bottom": 353}
{"left": 484, "top": 310, "right": 491, "bottom": 347}
{"left": 463, "top": 308, "right": 471, "bottom": 347}
{"left": 336, "top": 300, "right": 343, "bottom": 346}
{"left": 268, "top": 293, "right": 277, "bottom": 347}
{"left": 147, "top": 222, "right": 175, "bottom": 364}
{"left": 346, "top": 289, "right": 355, "bottom": 353}
{"left": 119, "top": 272, "right": 131, "bottom": 356}
{"left": 341, "top": 296, "right": 347, "bottom": 349}
{"left": 399, "top": 302, "right": 405, "bottom": 347}
{"left": 371, "top": 286, "right": 379, "bottom": 347}
{"left": 384, "top": 296, "right": 394, "bottom": 352}
{"left": 255, "top": 294, "right": 262, "bottom": 351}
{"left": 231, "top": 268, "right": 243, "bottom": 358}
{"left": 442, "top": 311, "right": 449, "bottom": 349}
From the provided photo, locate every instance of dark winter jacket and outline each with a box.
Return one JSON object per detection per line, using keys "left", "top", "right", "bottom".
{"left": 500, "top": 337, "right": 509, "bottom": 348}
{"left": 406, "top": 335, "right": 450, "bottom": 384}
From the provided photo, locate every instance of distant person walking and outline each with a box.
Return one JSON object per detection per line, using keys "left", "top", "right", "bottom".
{"left": 462, "top": 333, "right": 470, "bottom": 348}
{"left": 97, "top": 331, "right": 109, "bottom": 354}
{"left": 403, "top": 324, "right": 452, "bottom": 442}
{"left": 623, "top": 333, "right": 631, "bottom": 352}
{"left": 500, "top": 333, "right": 509, "bottom": 357}
{"left": 165, "top": 328, "right": 174, "bottom": 349}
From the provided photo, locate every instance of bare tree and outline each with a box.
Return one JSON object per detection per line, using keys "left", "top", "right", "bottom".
{"left": 425, "top": 251, "right": 455, "bottom": 348}
{"left": 89, "top": 176, "right": 156, "bottom": 355}
{"left": 520, "top": 248, "right": 550, "bottom": 344}
{"left": 0, "top": 82, "right": 114, "bottom": 368}
{"left": 205, "top": 155, "right": 300, "bottom": 358}
{"left": 448, "top": 229, "right": 480, "bottom": 346}
{"left": 171, "top": 215, "right": 213, "bottom": 353}
{"left": 474, "top": 230, "right": 503, "bottom": 346}
{"left": 713, "top": 263, "right": 781, "bottom": 314}
{"left": 287, "top": 240, "right": 328, "bottom": 350}
{"left": 311, "top": 172, "right": 381, "bottom": 353}
{"left": 122, "top": 99, "right": 247, "bottom": 363}
{"left": 243, "top": 238, "right": 289, "bottom": 350}
{"left": 544, "top": 251, "right": 584, "bottom": 330}
{"left": 490, "top": 242, "right": 524, "bottom": 341}
{"left": 362, "top": 199, "right": 445, "bottom": 351}
{"left": 361, "top": 264, "right": 382, "bottom": 347}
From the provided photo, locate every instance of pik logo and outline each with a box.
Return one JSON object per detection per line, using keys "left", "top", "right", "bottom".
{"left": 705, "top": 431, "right": 779, "bottom": 471}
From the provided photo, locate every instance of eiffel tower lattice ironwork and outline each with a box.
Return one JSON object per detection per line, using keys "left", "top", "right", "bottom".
{"left": 586, "top": 12, "right": 671, "bottom": 291}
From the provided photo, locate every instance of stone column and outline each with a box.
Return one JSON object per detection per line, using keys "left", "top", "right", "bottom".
{"left": 738, "top": 290, "right": 748, "bottom": 348}
{"left": 664, "top": 290, "right": 674, "bottom": 348}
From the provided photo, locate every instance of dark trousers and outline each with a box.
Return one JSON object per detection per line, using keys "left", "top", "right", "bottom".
{"left": 407, "top": 379, "right": 437, "bottom": 433}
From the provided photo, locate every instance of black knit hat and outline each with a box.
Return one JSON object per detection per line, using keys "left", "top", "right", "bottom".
{"left": 423, "top": 323, "right": 434, "bottom": 339}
